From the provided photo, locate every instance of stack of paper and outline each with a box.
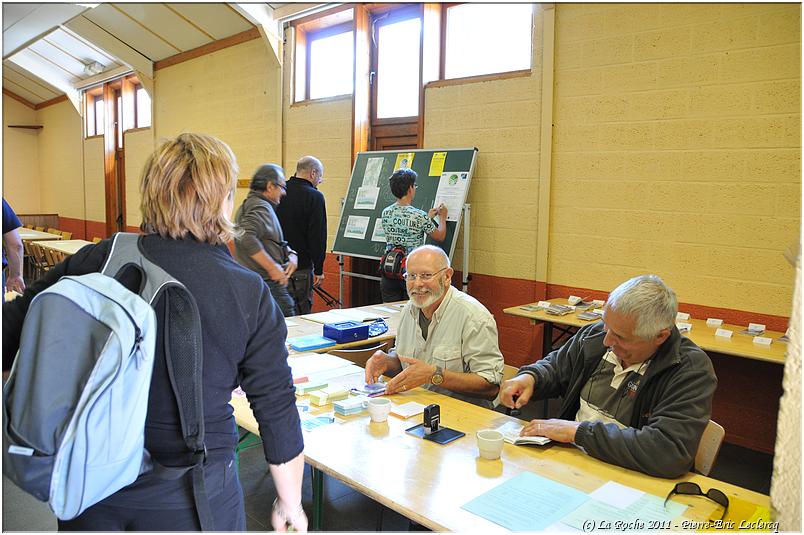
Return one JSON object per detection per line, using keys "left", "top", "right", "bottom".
{"left": 310, "top": 385, "right": 350, "bottom": 406}
{"left": 295, "top": 381, "right": 328, "bottom": 396}
{"left": 495, "top": 421, "right": 551, "bottom": 446}
{"left": 390, "top": 401, "right": 426, "bottom": 419}
{"left": 333, "top": 397, "right": 366, "bottom": 416}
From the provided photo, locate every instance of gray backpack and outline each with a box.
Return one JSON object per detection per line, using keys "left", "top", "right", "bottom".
{"left": 2, "top": 233, "right": 214, "bottom": 529}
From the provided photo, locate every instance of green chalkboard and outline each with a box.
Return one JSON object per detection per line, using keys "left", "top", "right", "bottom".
{"left": 332, "top": 148, "right": 478, "bottom": 260}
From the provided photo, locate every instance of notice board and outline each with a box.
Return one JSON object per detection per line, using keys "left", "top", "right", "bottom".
{"left": 332, "top": 148, "right": 477, "bottom": 260}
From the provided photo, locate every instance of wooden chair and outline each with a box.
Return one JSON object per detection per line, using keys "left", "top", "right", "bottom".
{"left": 34, "top": 226, "right": 44, "bottom": 232}
{"left": 328, "top": 339, "right": 393, "bottom": 368}
{"left": 60, "top": 231, "right": 72, "bottom": 240}
{"left": 24, "top": 224, "right": 33, "bottom": 229}
{"left": 92, "top": 237, "right": 102, "bottom": 243}
{"left": 28, "top": 243, "right": 49, "bottom": 279}
{"left": 21, "top": 240, "right": 34, "bottom": 279}
{"left": 46, "top": 227, "right": 60, "bottom": 235}
{"left": 695, "top": 420, "right": 725, "bottom": 476}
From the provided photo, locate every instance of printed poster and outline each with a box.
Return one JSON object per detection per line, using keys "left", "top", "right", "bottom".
{"left": 394, "top": 152, "right": 415, "bottom": 171}
{"left": 429, "top": 152, "right": 447, "bottom": 176}
{"left": 371, "top": 219, "right": 386, "bottom": 242}
{"left": 344, "top": 215, "right": 370, "bottom": 239}
{"left": 354, "top": 186, "right": 380, "bottom": 210}
{"left": 434, "top": 171, "right": 469, "bottom": 222}
{"left": 362, "top": 157, "right": 384, "bottom": 187}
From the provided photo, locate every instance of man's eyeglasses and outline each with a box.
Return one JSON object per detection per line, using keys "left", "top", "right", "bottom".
{"left": 665, "top": 482, "right": 729, "bottom": 521}
{"left": 274, "top": 182, "right": 287, "bottom": 192}
{"left": 403, "top": 267, "right": 447, "bottom": 282}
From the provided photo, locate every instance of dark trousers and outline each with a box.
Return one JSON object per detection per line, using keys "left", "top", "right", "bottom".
{"left": 58, "top": 459, "right": 245, "bottom": 531}
{"left": 289, "top": 268, "right": 314, "bottom": 315}
{"left": 380, "top": 276, "right": 407, "bottom": 303}
{"left": 266, "top": 279, "right": 297, "bottom": 317}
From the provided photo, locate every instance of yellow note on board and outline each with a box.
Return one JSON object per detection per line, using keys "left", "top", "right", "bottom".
{"left": 394, "top": 153, "right": 415, "bottom": 171}
{"left": 429, "top": 152, "right": 447, "bottom": 176}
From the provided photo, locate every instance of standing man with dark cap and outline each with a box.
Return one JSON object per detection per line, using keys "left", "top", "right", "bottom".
{"left": 275, "top": 156, "right": 327, "bottom": 315}
{"left": 234, "top": 164, "right": 298, "bottom": 317}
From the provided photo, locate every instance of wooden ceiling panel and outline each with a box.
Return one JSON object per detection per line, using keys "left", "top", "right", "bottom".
{"left": 11, "top": 48, "right": 81, "bottom": 84}
{"left": 83, "top": 4, "right": 178, "bottom": 60}
{"left": 45, "top": 28, "right": 118, "bottom": 67}
{"left": 114, "top": 3, "right": 210, "bottom": 52}
{"left": 3, "top": 60, "right": 61, "bottom": 94}
{"left": 28, "top": 39, "right": 87, "bottom": 77}
{"left": 167, "top": 3, "right": 255, "bottom": 41}
{"left": 3, "top": 64, "right": 60, "bottom": 100}
{"left": 3, "top": 78, "right": 45, "bottom": 104}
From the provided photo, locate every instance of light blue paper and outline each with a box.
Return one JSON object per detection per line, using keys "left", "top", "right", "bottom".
{"left": 561, "top": 493, "right": 687, "bottom": 531}
{"left": 461, "top": 472, "right": 590, "bottom": 531}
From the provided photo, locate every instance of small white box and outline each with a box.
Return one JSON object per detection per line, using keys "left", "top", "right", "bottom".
{"left": 753, "top": 336, "right": 772, "bottom": 346}
{"left": 676, "top": 322, "right": 692, "bottom": 333}
{"left": 676, "top": 312, "right": 690, "bottom": 321}
{"left": 537, "top": 301, "right": 552, "bottom": 309}
{"left": 593, "top": 308, "right": 605, "bottom": 315}
{"left": 706, "top": 318, "right": 723, "bottom": 328}
{"left": 748, "top": 323, "right": 766, "bottom": 333}
{"left": 592, "top": 299, "right": 605, "bottom": 307}
{"left": 568, "top": 295, "right": 582, "bottom": 305}
{"left": 715, "top": 328, "right": 733, "bottom": 339}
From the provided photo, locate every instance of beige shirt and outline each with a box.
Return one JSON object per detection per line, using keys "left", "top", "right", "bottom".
{"left": 395, "top": 285, "right": 504, "bottom": 408}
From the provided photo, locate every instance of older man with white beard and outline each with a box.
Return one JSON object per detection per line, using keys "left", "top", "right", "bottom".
{"left": 365, "top": 245, "right": 504, "bottom": 408}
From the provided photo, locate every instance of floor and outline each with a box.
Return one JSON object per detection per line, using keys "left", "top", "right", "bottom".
{"left": 2, "top": 400, "right": 775, "bottom": 531}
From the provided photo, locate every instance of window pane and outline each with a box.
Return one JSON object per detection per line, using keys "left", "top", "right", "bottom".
{"left": 445, "top": 4, "right": 532, "bottom": 79}
{"left": 376, "top": 17, "right": 421, "bottom": 119}
{"left": 309, "top": 31, "right": 354, "bottom": 99}
{"left": 136, "top": 87, "right": 151, "bottom": 128}
{"left": 85, "top": 96, "right": 96, "bottom": 136}
{"left": 117, "top": 95, "right": 123, "bottom": 148}
{"left": 95, "top": 98, "right": 104, "bottom": 136}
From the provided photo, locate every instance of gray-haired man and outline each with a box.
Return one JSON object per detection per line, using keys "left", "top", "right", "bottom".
{"left": 500, "top": 275, "right": 716, "bottom": 478}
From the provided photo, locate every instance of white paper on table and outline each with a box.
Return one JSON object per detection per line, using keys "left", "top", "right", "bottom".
{"left": 362, "top": 157, "right": 384, "bottom": 187}
{"left": 285, "top": 319, "right": 299, "bottom": 327}
{"left": 302, "top": 310, "right": 352, "bottom": 324}
{"left": 434, "top": 171, "right": 469, "bottom": 222}
{"left": 370, "top": 219, "right": 386, "bottom": 242}
{"left": 588, "top": 481, "right": 645, "bottom": 509}
{"left": 354, "top": 186, "right": 380, "bottom": 210}
{"left": 373, "top": 306, "right": 399, "bottom": 314}
{"left": 344, "top": 215, "right": 370, "bottom": 239}
{"left": 391, "top": 402, "right": 426, "bottom": 418}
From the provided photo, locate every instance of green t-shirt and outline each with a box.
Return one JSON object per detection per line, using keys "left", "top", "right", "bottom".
{"left": 381, "top": 203, "right": 436, "bottom": 253}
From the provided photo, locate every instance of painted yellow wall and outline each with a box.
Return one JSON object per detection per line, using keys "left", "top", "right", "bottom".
{"left": 424, "top": 7, "right": 545, "bottom": 279}
{"left": 154, "top": 38, "right": 282, "bottom": 211}
{"left": 123, "top": 129, "right": 155, "bottom": 228}
{"left": 550, "top": 3, "right": 800, "bottom": 316}
{"left": 2, "top": 95, "right": 41, "bottom": 212}
{"left": 82, "top": 137, "right": 105, "bottom": 223}
{"left": 36, "top": 100, "right": 84, "bottom": 220}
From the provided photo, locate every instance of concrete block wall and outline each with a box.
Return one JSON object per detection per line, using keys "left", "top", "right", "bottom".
{"left": 123, "top": 128, "right": 155, "bottom": 229}
{"left": 154, "top": 38, "right": 282, "bottom": 209}
{"left": 36, "top": 101, "right": 84, "bottom": 223}
{"left": 551, "top": 3, "right": 801, "bottom": 317}
{"left": 3, "top": 95, "right": 41, "bottom": 212}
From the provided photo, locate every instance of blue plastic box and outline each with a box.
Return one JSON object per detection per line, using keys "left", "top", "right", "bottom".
{"left": 323, "top": 320, "right": 369, "bottom": 344}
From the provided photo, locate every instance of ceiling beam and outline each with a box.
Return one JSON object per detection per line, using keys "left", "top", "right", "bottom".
{"left": 271, "top": 3, "right": 338, "bottom": 22}
{"left": 229, "top": 3, "right": 281, "bottom": 65}
{"left": 63, "top": 16, "right": 153, "bottom": 80}
{"left": 3, "top": 4, "right": 90, "bottom": 60}
{"left": 3, "top": 88, "right": 36, "bottom": 110}
{"left": 7, "top": 52, "right": 81, "bottom": 114}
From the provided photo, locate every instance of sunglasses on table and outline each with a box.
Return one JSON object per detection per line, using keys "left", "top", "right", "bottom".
{"left": 664, "top": 482, "right": 729, "bottom": 521}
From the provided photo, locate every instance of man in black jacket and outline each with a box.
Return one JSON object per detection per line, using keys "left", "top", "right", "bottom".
{"left": 275, "top": 156, "right": 327, "bottom": 314}
{"left": 501, "top": 275, "right": 717, "bottom": 478}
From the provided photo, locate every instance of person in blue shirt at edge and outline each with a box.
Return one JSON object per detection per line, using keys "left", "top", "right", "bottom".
{"left": 2, "top": 198, "right": 26, "bottom": 294}
{"left": 380, "top": 168, "right": 447, "bottom": 303}
{"left": 500, "top": 275, "right": 717, "bottom": 478}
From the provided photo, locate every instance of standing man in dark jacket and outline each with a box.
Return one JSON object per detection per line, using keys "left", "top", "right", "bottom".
{"left": 501, "top": 275, "right": 717, "bottom": 478}
{"left": 234, "top": 164, "right": 298, "bottom": 317}
{"left": 275, "top": 156, "right": 327, "bottom": 315}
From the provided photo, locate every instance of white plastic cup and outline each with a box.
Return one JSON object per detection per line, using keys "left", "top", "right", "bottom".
{"left": 476, "top": 429, "right": 504, "bottom": 460}
{"left": 363, "top": 397, "right": 392, "bottom": 422}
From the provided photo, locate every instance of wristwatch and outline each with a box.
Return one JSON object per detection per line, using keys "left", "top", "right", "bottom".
{"left": 430, "top": 365, "right": 444, "bottom": 386}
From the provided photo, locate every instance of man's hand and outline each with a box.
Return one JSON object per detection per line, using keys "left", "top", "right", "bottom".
{"left": 427, "top": 207, "right": 438, "bottom": 219}
{"left": 271, "top": 498, "right": 308, "bottom": 533}
{"left": 521, "top": 418, "right": 581, "bottom": 444}
{"left": 285, "top": 253, "right": 298, "bottom": 277}
{"left": 500, "top": 374, "right": 536, "bottom": 409}
{"left": 313, "top": 273, "right": 324, "bottom": 287}
{"left": 365, "top": 351, "right": 391, "bottom": 384}
{"left": 5, "top": 275, "right": 25, "bottom": 294}
{"left": 384, "top": 356, "right": 435, "bottom": 395}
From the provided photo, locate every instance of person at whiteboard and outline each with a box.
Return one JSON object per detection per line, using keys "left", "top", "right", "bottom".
{"left": 380, "top": 169, "right": 447, "bottom": 303}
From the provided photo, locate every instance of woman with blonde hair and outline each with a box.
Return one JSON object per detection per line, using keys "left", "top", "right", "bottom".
{"left": 3, "top": 133, "right": 306, "bottom": 531}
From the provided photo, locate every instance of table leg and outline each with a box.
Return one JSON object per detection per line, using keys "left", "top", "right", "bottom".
{"left": 312, "top": 466, "right": 324, "bottom": 530}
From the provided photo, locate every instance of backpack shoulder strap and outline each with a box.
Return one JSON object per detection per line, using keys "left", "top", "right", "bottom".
{"left": 101, "top": 233, "right": 214, "bottom": 531}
